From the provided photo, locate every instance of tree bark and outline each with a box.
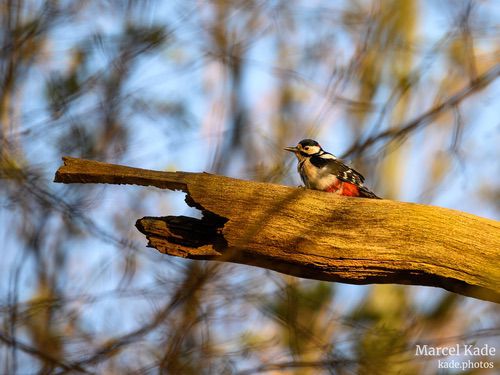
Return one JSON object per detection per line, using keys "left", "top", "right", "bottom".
{"left": 54, "top": 157, "right": 500, "bottom": 303}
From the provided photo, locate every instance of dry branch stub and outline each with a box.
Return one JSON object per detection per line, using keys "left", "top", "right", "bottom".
{"left": 55, "top": 157, "right": 500, "bottom": 303}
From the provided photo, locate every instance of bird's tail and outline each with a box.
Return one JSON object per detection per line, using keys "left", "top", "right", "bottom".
{"left": 359, "top": 186, "right": 381, "bottom": 199}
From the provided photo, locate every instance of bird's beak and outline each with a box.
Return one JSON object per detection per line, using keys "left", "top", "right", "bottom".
{"left": 284, "top": 146, "right": 299, "bottom": 153}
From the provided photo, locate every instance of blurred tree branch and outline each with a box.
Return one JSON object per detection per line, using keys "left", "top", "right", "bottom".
{"left": 0, "top": 331, "right": 89, "bottom": 374}
{"left": 344, "top": 63, "right": 500, "bottom": 158}
{"left": 55, "top": 157, "right": 500, "bottom": 303}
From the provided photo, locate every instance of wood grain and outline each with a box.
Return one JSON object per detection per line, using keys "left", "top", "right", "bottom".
{"left": 55, "top": 157, "right": 500, "bottom": 303}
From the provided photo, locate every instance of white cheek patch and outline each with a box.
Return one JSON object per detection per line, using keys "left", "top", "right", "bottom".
{"left": 309, "top": 146, "right": 321, "bottom": 154}
{"left": 300, "top": 145, "right": 320, "bottom": 155}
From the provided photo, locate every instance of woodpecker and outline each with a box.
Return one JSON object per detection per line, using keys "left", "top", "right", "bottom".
{"left": 285, "top": 139, "right": 380, "bottom": 199}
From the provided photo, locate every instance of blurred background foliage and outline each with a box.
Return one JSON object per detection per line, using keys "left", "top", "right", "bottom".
{"left": 1, "top": 0, "right": 499, "bottom": 374}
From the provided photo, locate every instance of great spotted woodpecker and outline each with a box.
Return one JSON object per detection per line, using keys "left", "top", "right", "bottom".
{"left": 285, "top": 139, "right": 380, "bottom": 199}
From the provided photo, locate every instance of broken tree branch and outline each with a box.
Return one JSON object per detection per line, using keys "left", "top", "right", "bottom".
{"left": 54, "top": 157, "right": 500, "bottom": 303}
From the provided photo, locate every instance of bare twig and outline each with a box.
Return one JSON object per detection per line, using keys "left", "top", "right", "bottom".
{"left": 343, "top": 64, "right": 500, "bottom": 158}
{"left": 0, "top": 331, "right": 89, "bottom": 373}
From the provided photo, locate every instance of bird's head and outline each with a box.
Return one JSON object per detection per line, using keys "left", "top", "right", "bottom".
{"left": 284, "top": 139, "right": 322, "bottom": 160}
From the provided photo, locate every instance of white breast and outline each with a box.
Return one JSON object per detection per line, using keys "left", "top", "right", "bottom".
{"left": 300, "top": 159, "right": 338, "bottom": 190}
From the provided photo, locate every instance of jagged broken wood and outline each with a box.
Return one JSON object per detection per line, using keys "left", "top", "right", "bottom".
{"left": 54, "top": 157, "right": 500, "bottom": 303}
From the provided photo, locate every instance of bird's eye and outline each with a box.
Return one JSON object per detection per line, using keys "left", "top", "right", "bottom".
{"left": 304, "top": 146, "right": 309, "bottom": 151}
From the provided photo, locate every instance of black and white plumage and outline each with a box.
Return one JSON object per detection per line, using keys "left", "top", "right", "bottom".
{"left": 285, "top": 139, "right": 380, "bottom": 199}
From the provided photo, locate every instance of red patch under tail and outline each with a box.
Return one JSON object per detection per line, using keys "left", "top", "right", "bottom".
{"left": 325, "top": 180, "right": 341, "bottom": 193}
{"left": 325, "top": 181, "right": 380, "bottom": 199}
{"left": 340, "top": 182, "right": 360, "bottom": 197}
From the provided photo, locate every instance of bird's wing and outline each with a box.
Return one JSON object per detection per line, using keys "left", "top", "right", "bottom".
{"left": 310, "top": 155, "right": 366, "bottom": 186}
